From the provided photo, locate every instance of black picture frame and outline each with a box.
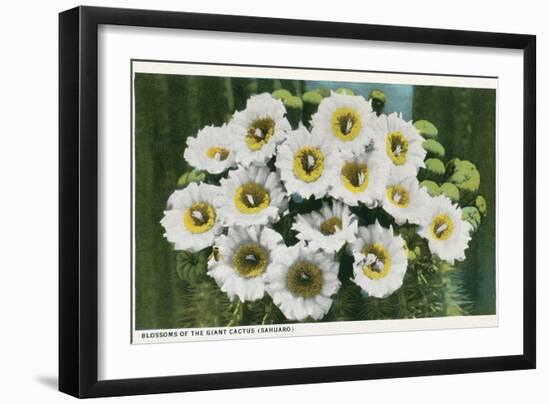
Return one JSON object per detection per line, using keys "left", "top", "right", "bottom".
{"left": 59, "top": 5, "right": 536, "bottom": 398}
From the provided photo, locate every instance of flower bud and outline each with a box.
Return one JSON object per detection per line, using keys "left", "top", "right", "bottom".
{"left": 336, "top": 87, "right": 354, "bottom": 95}
{"left": 440, "top": 182, "right": 460, "bottom": 203}
{"left": 368, "top": 89, "right": 386, "bottom": 116}
{"left": 422, "top": 139, "right": 445, "bottom": 159}
{"left": 414, "top": 119, "right": 438, "bottom": 139}
{"left": 283, "top": 95, "right": 303, "bottom": 129}
{"left": 445, "top": 158, "right": 480, "bottom": 204}
{"left": 475, "top": 195, "right": 488, "bottom": 217}
{"left": 420, "top": 180, "right": 441, "bottom": 196}
{"left": 177, "top": 169, "right": 206, "bottom": 188}
{"left": 272, "top": 89, "right": 292, "bottom": 101}
{"left": 421, "top": 158, "right": 445, "bottom": 182}
{"left": 462, "top": 206, "right": 481, "bottom": 233}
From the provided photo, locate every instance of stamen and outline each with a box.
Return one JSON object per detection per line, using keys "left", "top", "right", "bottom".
{"left": 365, "top": 253, "right": 377, "bottom": 266}
{"left": 214, "top": 152, "right": 221, "bottom": 161}
{"left": 254, "top": 128, "right": 264, "bottom": 139}
{"left": 393, "top": 192, "right": 402, "bottom": 203}
{"left": 191, "top": 210, "right": 204, "bottom": 223}
{"left": 300, "top": 272, "right": 309, "bottom": 281}
{"left": 436, "top": 223, "right": 448, "bottom": 235}
{"left": 357, "top": 171, "right": 365, "bottom": 186}
{"left": 365, "top": 253, "right": 384, "bottom": 273}
{"left": 232, "top": 243, "right": 269, "bottom": 278}
{"left": 307, "top": 155, "right": 316, "bottom": 169}
{"left": 245, "top": 193, "right": 255, "bottom": 206}
{"left": 373, "top": 260, "right": 385, "bottom": 272}
{"left": 345, "top": 118, "right": 353, "bottom": 134}
{"left": 362, "top": 243, "right": 391, "bottom": 279}
{"left": 393, "top": 144, "right": 402, "bottom": 156}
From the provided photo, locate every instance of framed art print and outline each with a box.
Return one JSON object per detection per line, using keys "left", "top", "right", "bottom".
{"left": 59, "top": 6, "right": 536, "bottom": 398}
{"left": 131, "top": 60, "right": 498, "bottom": 343}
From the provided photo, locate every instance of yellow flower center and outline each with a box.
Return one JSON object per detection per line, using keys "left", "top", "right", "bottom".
{"left": 386, "top": 184, "right": 410, "bottom": 208}
{"left": 287, "top": 261, "right": 323, "bottom": 298}
{"left": 182, "top": 202, "right": 216, "bottom": 234}
{"left": 232, "top": 243, "right": 269, "bottom": 278}
{"left": 234, "top": 182, "right": 271, "bottom": 214}
{"left": 386, "top": 131, "right": 409, "bottom": 165}
{"left": 293, "top": 146, "right": 325, "bottom": 183}
{"left": 319, "top": 217, "right": 342, "bottom": 235}
{"left": 341, "top": 161, "right": 369, "bottom": 193}
{"left": 362, "top": 243, "right": 391, "bottom": 280}
{"left": 246, "top": 117, "right": 276, "bottom": 151}
{"left": 430, "top": 213, "right": 454, "bottom": 241}
{"left": 331, "top": 107, "right": 362, "bottom": 141}
{"left": 206, "top": 146, "right": 230, "bottom": 161}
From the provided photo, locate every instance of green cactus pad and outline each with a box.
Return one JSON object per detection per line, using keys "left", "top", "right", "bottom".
{"left": 422, "top": 139, "right": 446, "bottom": 159}
{"left": 420, "top": 180, "right": 441, "bottom": 196}
{"left": 440, "top": 182, "right": 460, "bottom": 203}
{"left": 462, "top": 206, "right": 481, "bottom": 233}
{"left": 422, "top": 158, "right": 446, "bottom": 181}
{"left": 177, "top": 169, "right": 207, "bottom": 188}
{"left": 175, "top": 249, "right": 209, "bottom": 283}
{"left": 475, "top": 195, "right": 488, "bottom": 217}
{"left": 414, "top": 119, "right": 439, "bottom": 138}
{"left": 446, "top": 158, "right": 480, "bottom": 203}
{"left": 177, "top": 281, "right": 232, "bottom": 328}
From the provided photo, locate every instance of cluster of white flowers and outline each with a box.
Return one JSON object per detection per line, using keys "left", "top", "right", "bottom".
{"left": 161, "top": 91, "right": 472, "bottom": 322}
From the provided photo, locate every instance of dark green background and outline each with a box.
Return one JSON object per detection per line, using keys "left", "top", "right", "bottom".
{"left": 134, "top": 72, "right": 496, "bottom": 330}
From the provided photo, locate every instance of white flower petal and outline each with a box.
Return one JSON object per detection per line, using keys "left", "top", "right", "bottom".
{"left": 160, "top": 183, "right": 222, "bottom": 252}
{"left": 217, "top": 166, "right": 288, "bottom": 226}
{"left": 265, "top": 243, "right": 341, "bottom": 321}
{"left": 418, "top": 195, "right": 472, "bottom": 264}
{"left": 350, "top": 221, "right": 408, "bottom": 298}
{"left": 375, "top": 112, "right": 426, "bottom": 179}
{"left": 230, "top": 93, "right": 291, "bottom": 167}
{"left": 183, "top": 124, "right": 239, "bottom": 174}
{"left": 207, "top": 226, "right": 284, "bottom": 302}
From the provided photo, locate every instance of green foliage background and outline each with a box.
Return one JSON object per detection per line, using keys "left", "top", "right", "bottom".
{"left": 134, "top": 72, "right": 496, "bottom": 330}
